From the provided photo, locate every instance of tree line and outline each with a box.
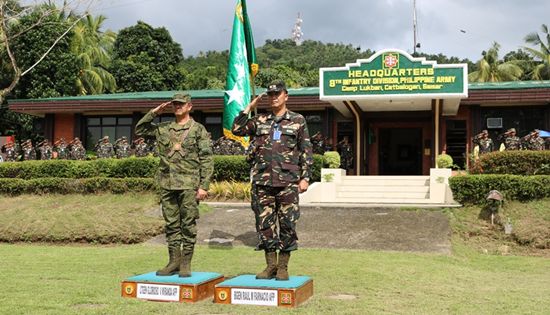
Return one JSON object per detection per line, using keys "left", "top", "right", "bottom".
{"left": 1, "top": 2, "right": 550, "bottom": 137}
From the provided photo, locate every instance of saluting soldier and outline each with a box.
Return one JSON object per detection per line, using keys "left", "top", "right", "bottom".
{"left": 523, "top": 129, "right": 545, "bottom": 151}
{"left": 21, "top": 139, "right": 36, "bottom": 161}
{"left": 503, "top": 128, "right": 521, "bottom": 150}
{"left": 133, "top": 137, "right": 149, "bottom": 157}
{"left": 115, "top": 136, "right": 131, "bottom": 159}
{"left": 473, "top": 130, "right": 493, "bottom": 155}
{"left": 135, "top": 92, "right": 213, "bottom": 278}
{"left": 54, "top": 138, "right": 68, "bottom": 159}
{"left": 37, "top": 139, "right": 53, "bottom": 160}
{"left": 1, "top": 142, "right": 18, "bottom": 162}
{"left": 95, "top": 136, "right": 114, "bottom": 158}
{"left": 338, "top": 136, "right": 353, "bottom": 171}
{"left": 69, "top": 137, "right": 86, "bottom": 160}
{"left": 232, "top": 81, "right": 313, "bottom": 281}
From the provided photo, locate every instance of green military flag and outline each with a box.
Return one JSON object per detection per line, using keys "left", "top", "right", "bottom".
{"left": 223, "top": 0, "right": 258, "bottom": 146}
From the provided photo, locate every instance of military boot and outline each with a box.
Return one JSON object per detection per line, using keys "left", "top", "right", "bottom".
{"left": 276, "top": 251, "right": 291, "bottom": 281}
{"left": 179, "top": 251, "right": 193, "bottom": 278}
{"left": 156, "top": 247, "right": 181, "bottom": 276}
{"left": 256, "top": 251, "right": 277, "bottom": 279}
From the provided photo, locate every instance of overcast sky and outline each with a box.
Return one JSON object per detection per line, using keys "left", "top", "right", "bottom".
{"left": 92, "top": 0, "right": 549, "bottom": 61}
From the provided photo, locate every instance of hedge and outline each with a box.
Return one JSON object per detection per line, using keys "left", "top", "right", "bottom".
{"left": 0, "top": 157, "right": 158, "bottom": 179}
{"left": 470, "top": 151, "right": 550, "bottom": 175}
{"left": 0, "top": 154, "right": 324, "bottom": 182}
{"left": 0, "top": 177, "right": 156, "bottom": 196}
{"left": 449, "top": 174, "right": 550, "bottom": 204}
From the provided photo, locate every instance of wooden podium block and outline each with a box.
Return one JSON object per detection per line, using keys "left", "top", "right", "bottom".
{"left": 214, "top": 275, "right": 313, "bottom": 308}
{"left": 121, "top": 271, "right": 224, "bottom": 303}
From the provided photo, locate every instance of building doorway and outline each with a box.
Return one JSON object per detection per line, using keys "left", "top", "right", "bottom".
{"left": 378, "top": 128, "right": 423, "bottom": 175}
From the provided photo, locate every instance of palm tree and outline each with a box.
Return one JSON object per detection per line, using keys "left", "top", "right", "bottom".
{"left": 523, "top": 24, "right": 550, "bottom": 80}
{"left": 70, "top": 14, "right": 116, "bottom": 95}
{"left": 468, "top": 42, "right": 523, "bottom": 82}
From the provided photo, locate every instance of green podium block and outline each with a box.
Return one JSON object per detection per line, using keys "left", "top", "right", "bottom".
{"left": 122, "top": 271, "right": 224, "bottom": 303}
{"left": 214, "top": 275, "right": 313, "bottom": 308}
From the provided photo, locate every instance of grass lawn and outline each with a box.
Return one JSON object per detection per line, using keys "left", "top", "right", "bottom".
{"left": 1, "top": 244, "right": 549, "bottom": 315}
{"left": 0, "top": 194, "right": 549, "bottom": 314}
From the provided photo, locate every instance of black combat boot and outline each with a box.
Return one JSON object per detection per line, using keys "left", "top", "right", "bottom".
{"left": 276, "top": 251, "right": 291, "bottom": 281}
{"left": 179, "top": 251, "right": 193, "bottom": 278}
{"left": 156, "top": 247, "right": 181, "bottom": 276}
{"left": 256, "top": 251, "right": 277, "bottom": 279}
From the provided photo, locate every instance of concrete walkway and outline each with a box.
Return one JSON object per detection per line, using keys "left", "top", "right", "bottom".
{"left": 147, "top": 202, "right": 452, "bottom": 254}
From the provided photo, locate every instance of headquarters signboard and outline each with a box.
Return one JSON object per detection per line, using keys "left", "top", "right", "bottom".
{"left": 320, "top": 49, "right": 468, "bottom": 100}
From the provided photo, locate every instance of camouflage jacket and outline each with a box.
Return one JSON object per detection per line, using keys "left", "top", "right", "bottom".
{"left": 96, "top": 143, "right": 114, "bottom": 158}
{"left": 70, "top": 144, "right": 86, "bottom": 160}
{"left": 232, "top": 110, "right": 313, "bottom": 187}
{"left": 135, "top": 110, "right": 213, "bottom": 190}
{"left": 115, "top": 143, "right": 131, "bottom": 159}
{"left": 478, "top": 138, "right": 493, "bottom": 154}
{"left": 504, "top": 136, "right": 521, "bottom": 150}
{"left": 134, "top": 143, "right": 149, "bottom": 157}
{"left": 527, "top": 137, "right": 545, "bottom": 151}
{"left": 39, "top": 145, "right": 53, "bottom": 160}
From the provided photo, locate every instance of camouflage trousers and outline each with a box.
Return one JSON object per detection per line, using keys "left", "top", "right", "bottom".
{"left": 252, "top": 183, "right": 300, "bottom": 252}
{"left": 160, "top": 189, "right": 199, "bottom": 253}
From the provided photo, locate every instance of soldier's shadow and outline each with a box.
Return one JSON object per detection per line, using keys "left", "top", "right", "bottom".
{"left": 207, "top": 230, "right": 258, "bottom": 250}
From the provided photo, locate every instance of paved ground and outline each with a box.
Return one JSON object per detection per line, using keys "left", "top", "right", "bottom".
{"left": 147, "top": 203, "right": 451, "bottom": 254}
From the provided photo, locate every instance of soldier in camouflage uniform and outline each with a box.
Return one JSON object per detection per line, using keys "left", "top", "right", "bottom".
{"left": 1, "top": 142, "right": 18, "bottom": 162}
{"left": 37, "top": 139, "right": 53, "bottom": 160}
{"left": 114, "top": 136, "right": 131, "bottom": 159}
{"left": 133, "top": 137, "right": 149, "bottom": 157}
{"left": 338, "top": 136, "right": 353, "bottom": 171}
{"left": 136, "top": 92, "right": 213, "bottom": 278}
{"left": 68, "top": 138, "right": 86, "bottom": 160}
{"left": 473, "top": 130, "right": 493, "bottom": 154}
{"left": 522, "top": 129, "right": 545, "bottom": 150}
{"left": 95, "top": 136, "right": 115, "bottom": 158}
{"left": 232, "top": 81, "right": 313, "bottom": 281}
{"left": 21, "top": 139, "right": 36, "bottom": 161}
{"left": 212, "top": 137, "right": 245, "bottom": 155}
{"left": 311, "top": 132, "right": 326, "bottom": 154}
{"left": 53, "top": 138, "right": 68, "bottom": 159}
{"left": 503, "top": 128, "right": 521, "bottom": 150}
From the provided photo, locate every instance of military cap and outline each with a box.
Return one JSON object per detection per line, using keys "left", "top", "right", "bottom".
{"left": 507, "top": 128, "right": 516, "bottom": 133}
{"left": 266, "top": 81, "right": 287, "bottom": 94}
{"left": 171, "top": 92, "right": 191, "bottom": 104}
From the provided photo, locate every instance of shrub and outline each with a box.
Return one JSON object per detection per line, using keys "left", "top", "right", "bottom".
{"left": 212, "top": 155, "right": 250, "bottom": 182}
{"left": 436, "top": 153, "right": 453, "bottom": 168}
{"left": 470, "top": 151, "right": 550, "bottom": 175}
{"left": 323, "top": 151, "right": 341, "bottom": 168}
{"left": 449, "top": 174, "right": 550, "bottom": 204}
{"left": 0, "top": 154, "right": 324, "bottom": 183}
{"left": 0, "top": 177, "right": 156, "bottom": 196}
{"left": 312, "top": 154, "right": 323, "bottom": 182}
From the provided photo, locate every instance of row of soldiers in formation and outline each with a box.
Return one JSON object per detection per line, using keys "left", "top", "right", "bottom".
{"left": 94, "top": 136, "right": 151, "bottom": 159}
{"left": 473, "top": 128, "right": 549, "bottom": 154}
{"left": 212, "top": 132, "right": 355, "bottom": 170}
{"left": 0, "top": 137, "right": 86, "bottom": 162}
{"left": 2, "top": 132, "right": 357, "bottom": 164}
{"left": 0, "top": 136, "right": 151, "bottom": 162}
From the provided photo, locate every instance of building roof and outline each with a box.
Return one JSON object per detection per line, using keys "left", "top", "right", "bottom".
{"left": 8, "top": 81, "right": 550, "bottom": 115}
{"left": 8, "top": 87, "right": 322, "bottom": 103}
